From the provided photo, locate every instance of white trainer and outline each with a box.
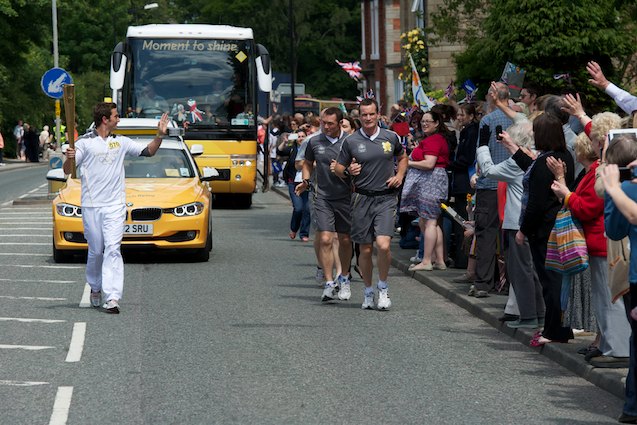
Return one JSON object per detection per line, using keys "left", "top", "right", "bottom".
{"left": 361, "top": 291, "right": 375, "bottom": 310}
{"left": 321, "top": 283, "right": 337, "bottom": 302}
{"left": 410, "top": 255, "right": 422, "bottom": 263}
{"left": 377, "top": 288, "right": 391, "bottom": 310}
{"left": 338, "top": 282, "right": 351, "bottom": 300}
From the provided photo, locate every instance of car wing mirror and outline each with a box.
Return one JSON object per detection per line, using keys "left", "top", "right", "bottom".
{"left": 46, "top": 168, "right": 67, "bottom": 182}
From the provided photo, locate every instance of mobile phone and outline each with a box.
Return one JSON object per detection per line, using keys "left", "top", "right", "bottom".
{"left": 496, "top": 125, "right": 503, "bottom": 141}
{"left": 288, "top": 133, "right": 299, "bottom": 141}
{"left": 618, "top": 166, "right": 637, "bottom": 181}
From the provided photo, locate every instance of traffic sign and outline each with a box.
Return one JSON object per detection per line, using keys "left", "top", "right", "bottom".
{"left": 49, "top": 156, "right": 63, "bottom": 169}
{"left": 41, "top": 67, "right": 73, "bottom": 99}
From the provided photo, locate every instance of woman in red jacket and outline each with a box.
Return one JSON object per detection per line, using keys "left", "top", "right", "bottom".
{"left": 550, "top": 133, "right": 631, "bottom": 367}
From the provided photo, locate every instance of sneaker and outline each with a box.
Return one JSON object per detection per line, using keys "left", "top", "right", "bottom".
{"left": 361, "top": 291, "right": 375, "bottom": 310}
{"left": 338, "top": 276, "right": 351, "bottom": 300}
{"left": 321, "top": 283, "right": 337, "bottom": 302}
{"left": 506, "top": 318, "right": 539, "bottom": 329}
{"left": 103, "top": 299, "right": 120, "bottom": 314}
{"left": 90, "top": 290, "right": 102, "bottom": 308}
{"left": 377, "top": 288, "right": 391, "bottom": 310}
{"left": 410, "top": 255, "right": 423, "bottom": 263}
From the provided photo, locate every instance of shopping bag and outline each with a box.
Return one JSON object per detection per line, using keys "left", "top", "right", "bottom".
{"left": 545, "top": 207, "right": 589, "bottom": 275}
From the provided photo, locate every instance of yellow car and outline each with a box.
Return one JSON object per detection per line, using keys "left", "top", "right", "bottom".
{"left": 47, "top": 119, "right": 214, "bottom": 262}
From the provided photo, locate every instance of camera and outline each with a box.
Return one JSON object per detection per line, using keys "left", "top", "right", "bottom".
{"left": 288, "top": 133, "right": 299, "bottom": 141}
{"left": 496, "top": 125, "right": 503, "bottom": 141}
{"left": 618, "top": 167, "right": 637, "bottom": 182}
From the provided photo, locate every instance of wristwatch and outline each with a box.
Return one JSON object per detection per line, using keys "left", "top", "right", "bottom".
{"left": 343, "top": 169, "right": 350, "bottom": 177}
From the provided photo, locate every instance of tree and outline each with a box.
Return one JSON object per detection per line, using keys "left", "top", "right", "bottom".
{"left": 429, "top": 0, "right": 637, "bottom": 112}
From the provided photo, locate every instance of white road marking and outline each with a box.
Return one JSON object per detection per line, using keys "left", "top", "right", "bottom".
{"left": 0, "top": 344, "right": 55, "bottom": 350}
{"left": 0, "top": 278, "right": 76, "bottom": 284}
{"left": 0, "top": 253, "right": 50, "bottom": 256}
{"left": 0, "top": 380, "right": 50, "bottom": 387}
{"left": 0, "top": 295, "right": 67, "bottom": 301}
{"left": 65, "top": 322, "right": 86, "bottom": 362}
{"left": 0, "top": 234, "right": 51, "bottom": 237}
{"left": 0, "top": 228, "right": 53, "bottom": 230}
{"left": 28, "top": 187, "right": 41, "bottom": 193}
{"left": 0, "top": 212, "right": 50, "bottom": 215}
{"left": 0, "top": 243, "right": 49, "bottom": 246}
{"left": 0, "top": 265, "right": 82, "bottom": 269}
{"left": 49, "top": 386, "right": 73, "bottom": 425}
{"left": 79, "top": 284, "right": 91, "bottom": 308}
{"left": 0, "top": 317, "right": 66, "bottom": 324}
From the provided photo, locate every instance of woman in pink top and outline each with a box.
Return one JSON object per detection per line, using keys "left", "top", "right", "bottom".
{"left": 401, "top": 110, "right": 451, "bottom": 271}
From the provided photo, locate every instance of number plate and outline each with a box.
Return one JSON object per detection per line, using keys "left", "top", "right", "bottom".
{"left": 124, "top": 224, "right": 154, "bottom": 235}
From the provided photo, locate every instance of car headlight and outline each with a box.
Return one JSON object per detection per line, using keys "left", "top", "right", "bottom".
{"left": 169, "top": 202, "right": 204, "bottom": 217}
{"left": 56, "top": 203, "right": 82, "bottom": 217}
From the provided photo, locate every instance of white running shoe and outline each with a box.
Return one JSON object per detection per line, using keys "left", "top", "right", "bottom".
{"left": 361, "top": 291, "right": 375, "bottom": 310}
{"left": 377, "top": 288, "right": 391, "bottom": 310}
{"left": 321, "top": 283, "right": 337, "bottom": 302}
{"left": 410, "top": 255, "right": 423, "bottom": 263}
{"left": 338, "top": 281, "right": 351, "bottom": 300}
{"left": 90, "top": 290, "right": 102, "bottom": 308}
{"left": 103, "top": 299, "right": 120, "bottom": 314}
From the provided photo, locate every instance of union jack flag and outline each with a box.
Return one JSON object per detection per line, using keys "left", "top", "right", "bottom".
{"left": 444, "top": 81, "right": 455, "bottom": 99}
{"left": 356, "top": 89, "right": 375, "bottom": 102}
{"left": 335, "top": 60, "right": 363, "bottom": 81}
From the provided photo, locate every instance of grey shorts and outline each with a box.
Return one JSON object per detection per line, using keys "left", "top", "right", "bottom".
{"left": 312, "top": 196, "right": 351, "bottom": 234}
{"left": 350, "top": 193, "right": 397, "bottom": 244}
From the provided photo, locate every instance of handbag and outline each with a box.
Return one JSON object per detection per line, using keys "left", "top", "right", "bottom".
{"left": 545, "top": 207, "right": 589, "bottom": 275}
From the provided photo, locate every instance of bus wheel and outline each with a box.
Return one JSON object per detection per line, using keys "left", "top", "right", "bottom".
{"left": 235, "top": 194, "right": 252, "bottom": 209}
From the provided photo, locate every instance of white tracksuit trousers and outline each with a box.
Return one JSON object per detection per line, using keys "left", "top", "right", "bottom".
{"left": 82, "top": 204, "right": 126, "bottom": 302}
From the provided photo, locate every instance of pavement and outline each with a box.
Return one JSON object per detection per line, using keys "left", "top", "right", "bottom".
{"left": 270, "top": 182, "right": 628, "bottom": 401}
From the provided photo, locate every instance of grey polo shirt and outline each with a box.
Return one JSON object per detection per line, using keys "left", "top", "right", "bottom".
{"left": 304, "top": 131, "right": 351, "bottom": 200}
{"left": 337, "top": 127, "right": 404, "bottom": 192}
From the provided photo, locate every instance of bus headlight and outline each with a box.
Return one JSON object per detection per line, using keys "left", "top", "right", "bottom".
{"left": 169, "top": 202, "right": 204, "bottom": 217}
{"left": 56, "top": 203, "right": 82, "bottom": 217}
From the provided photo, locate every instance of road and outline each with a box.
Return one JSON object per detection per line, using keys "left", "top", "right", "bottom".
{"left": 0, "top": 164, "right": 49, "bottom": 206}
{"left": 0, "top": 166, "right": 626, "bottom": 424}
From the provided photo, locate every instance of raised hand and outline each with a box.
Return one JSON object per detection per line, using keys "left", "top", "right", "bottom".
{"left": 561, "top": 93, "right": 585, "bottom": 117}
{"left": 586, "top": 61, "right": 610, "bottom": 91}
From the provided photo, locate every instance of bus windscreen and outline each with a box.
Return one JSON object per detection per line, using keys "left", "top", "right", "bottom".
{"left": 125, "top": 38, "right": 255, "bottom": 128}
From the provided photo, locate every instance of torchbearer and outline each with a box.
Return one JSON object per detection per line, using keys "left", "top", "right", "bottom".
{"left": 63, "top": 102, "right": 169, "bottom": 313}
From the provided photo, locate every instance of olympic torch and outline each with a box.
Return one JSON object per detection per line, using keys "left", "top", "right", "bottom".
{"left": 62, "top": 84, "right": 76, "bottom": 178}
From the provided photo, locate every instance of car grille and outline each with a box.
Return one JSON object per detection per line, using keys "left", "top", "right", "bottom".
{"left": 209, "top": 168, "right": 230, "bottom": 181}
{"left": 130, "top": 208, "right": 162, "bottom": 221}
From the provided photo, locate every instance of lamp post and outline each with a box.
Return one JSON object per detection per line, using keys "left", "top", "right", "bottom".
{"left": 130, "top": 2, "right": 159, "bottom": 24}
{"left": 52, "top": 0, "right": 61, "bottom": 150}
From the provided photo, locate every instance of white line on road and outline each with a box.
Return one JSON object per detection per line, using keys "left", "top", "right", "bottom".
{"left": 0, "top": 228, "right": 52, "bottom": 230}
{"left": 0, "top": 278, "right": 76, "bottom": 284}
{"left": 0, "top": 317, "right": 67, "bottom": 324}
{"left": 49, "top": 386, "right": 73, "bottom": 425}
{"left": 0, "top": 265, "right": 82, "bottom": 269}
{"left": 0, "top": 295, "right": 67, "bottom": 301}
{"left": 0, "top": 234, "right": 51, "bottom": 237}
{"left": 0, "top": 253, "right": 50, "bottom": 256}
{"left": 0, "top": 380, "right": 50, "bottom": 387}
{"left": 0, "top": 243, "right": 49, "bottom": 245}
{"left": 79, "top": 284, "right": 91, "bottom": 308}
{"left": 65, "top": 322, "right": 86, "bottom": 362}
{"left": 0, "top": 344, "right": 55, "bottom": 350}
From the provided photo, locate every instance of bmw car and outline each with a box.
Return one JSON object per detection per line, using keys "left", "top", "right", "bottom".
{"left": 47, "top": 119, "right": 214, "bottom": 262}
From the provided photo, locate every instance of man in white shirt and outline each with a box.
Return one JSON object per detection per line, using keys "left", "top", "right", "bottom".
{"left": 63, "top": 102, "right": 168, "bottom": 313}
{"left": 587, "top": 61, "right": 637, "bottom": 115}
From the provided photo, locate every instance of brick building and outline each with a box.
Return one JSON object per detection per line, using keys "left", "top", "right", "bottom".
{"left": 360, "top": 0, "right": 463, "bottom": 114}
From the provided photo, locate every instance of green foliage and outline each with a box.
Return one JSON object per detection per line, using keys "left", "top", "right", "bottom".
{"left": 399, "top": 28, "right": 430, "bottom": 104}
{"left": 429, "top": 0, "right": 637, "bottom": 113}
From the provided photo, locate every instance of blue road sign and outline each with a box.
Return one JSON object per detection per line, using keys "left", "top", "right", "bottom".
{"left": 49, "top": 156, "right": 63, "bottom": 169}
{"left": 41, "top": 68, "right": 73, "bottom": 99}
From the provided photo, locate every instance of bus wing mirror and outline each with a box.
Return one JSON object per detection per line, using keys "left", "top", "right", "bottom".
{"left": 256, "top": 44, "right": 272, "bottom": 93}
{"left": 110, "top": 42, "right": 127, "bottom": 91}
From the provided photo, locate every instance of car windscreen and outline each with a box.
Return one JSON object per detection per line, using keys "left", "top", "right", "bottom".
{"left": 124, "top": 148, "right": 195, "bottom": 178}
